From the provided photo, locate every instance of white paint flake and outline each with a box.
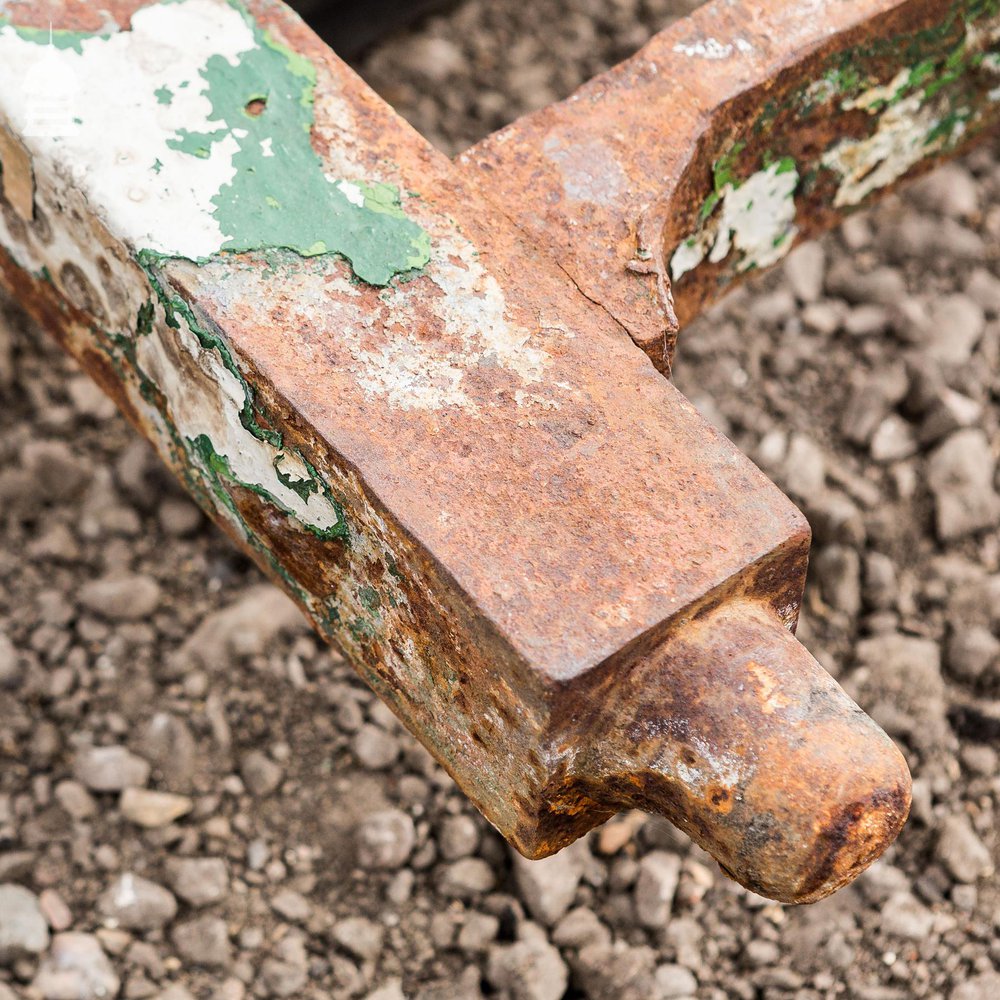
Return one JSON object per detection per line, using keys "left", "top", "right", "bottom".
{"left": 672, "top": 37, "right": 752, "bottom": 60}
{"left": 670, "top": 161, "right": 800, "bottom": 281}
{"left": 135, "top": 307, "right": 344, "bottom": 533}
{"left": 0, "top": 0, "right": 255, "bottom": 259}
{"left": 336, "top": 179, "right": 365, "bottom": 207}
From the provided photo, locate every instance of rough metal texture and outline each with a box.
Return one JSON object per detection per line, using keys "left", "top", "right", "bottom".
{"left": 2, "top": 0, "right": 979, "bottom": 903}
{"left": 467, "top": 0, "right": 1000, "bottom": 371}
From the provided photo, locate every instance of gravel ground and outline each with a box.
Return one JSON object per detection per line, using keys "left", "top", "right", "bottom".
{"left": 2, "top": 2, "right": 1000, "bottom": 999}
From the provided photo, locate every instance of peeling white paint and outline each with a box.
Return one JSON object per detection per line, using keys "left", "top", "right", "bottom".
{"left": 670, "top": 161, "right": 799, "bottom": 281}
{"left": 543, "top": 134, "right": 627, "bottom": 206}
{"left": 0, "top": 0, "right": 254, "bottom": 259}
{"left": 821, "top": 93, "right": 945, "bottom": 208}
{"left": 672, "top": 37, "right": 752, "bottom": 60}
{"left": 135, "top": 306, "right": 344, "bottom": 533}
{"left": 336, "top": 179, "right": 365, "bottom": 207}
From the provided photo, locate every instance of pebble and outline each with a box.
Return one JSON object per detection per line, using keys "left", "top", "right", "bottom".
{"left": 120, "top": 788, "right": 193, "bottom": 828}
{"left": 135, "top": 714, "right": 198, "bottom": 793}
{"left": 355, "top": 809, "right": 416, "bottom": 870}
{"left": 634, "top": 850, "right": 681, "bottom": 928}
{"left": 0, "top": 883, "right": 50, "bottom": 964}
{"left": 782, "top": 242, "right": 825, "bottom": 303}
{"left": 351, "top": 724, "right": 400, "bottom": 771}
{"left": 813, "top": 545, "right": 862, "bottom": 618}
{"left": 78, "top": 573, "right": 162, "bottom": 621}
{"left": 486, "top": 938, "right": 568, "bottom": 1000}
{"left": 869, "top": 415, "right": 917, "bottom": 463}
{"left": 966, "top": 267, "right": 1000, "bottom": 314}
{"left": 946, "top": 626, "right": 1000, "bottom": 682}
{"left": 54, "top": 780, "right": 97, "bottom": 820}
{"left": 655, "top": 963, "right": 698, "bottom": 999}
{"left": 171, "top": 915, "right": 231, "bottom": 968}
{"left": 437, "top": 814, "right": 480, "bottom": 861}
{"left": 167, "top": 585, "right": 305, "bottom": 675}
{"left": 952, "top": 971, "right": 1000, "bottom": 1000}
{"left": 260, "top": 933, "right": 308, "bottom": 998}
{"left": 552, "top": 907, "right": 610, "bottom": 951}
{"left": 99, "top": 873, "right": 177, "bottom": 931}
{"left": 164, "top": 857, "right": 229, "bottom": 908}
{"left": 332, "top": 916, "right": 385, "bottom": 961}
{"left": 511, "top": 838, "right": 588, "bottom": 925}
{"left": 437, "top": 858, "right": 497, "bottom": 899}
{"left": 38, "top": 889, "right": 73, "bottom": 932}
{"left": 927, "top": 430, "right": 1000, "bottom": 540}
{"left": 32, "top": 933, "right": 120, "bottom": 1000}
{"left": 0, "top": 630, "right": 19, "bottom": 689}
{"left": 879, "top": 891, "right": 935, "bottom": 940}
{"left": 74, "top": 745, "right": 150, "bottom": 793}
{"left": 240, "top": 751, "right": 284, "bottom": 797}
{"left": 270, "top": 888, "right": 312, "bottom": 923}
{"left": 573, "top": 940, "right": 659, "bottom": 1000}
{"left": 922, "top": 294, "right": 986, "bottom": 366}
{"left": 937, "top": 813, "right": 994, "bottom": 883}
{"left": 20, "top": 439, "right": 92, "bottom": 502}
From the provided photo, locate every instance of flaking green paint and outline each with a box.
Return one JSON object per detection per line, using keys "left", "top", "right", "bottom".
{"left": 165, "top": 1, "right": 430, "bottom": 285}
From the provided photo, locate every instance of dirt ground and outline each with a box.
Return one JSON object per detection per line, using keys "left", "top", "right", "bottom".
{"left": 2, "top": 2, "right": 1000, "bottom": 999}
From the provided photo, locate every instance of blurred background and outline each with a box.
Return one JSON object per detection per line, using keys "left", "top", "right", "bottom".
{"left": 1, "top": 2, "right": 998, "bottom": 999}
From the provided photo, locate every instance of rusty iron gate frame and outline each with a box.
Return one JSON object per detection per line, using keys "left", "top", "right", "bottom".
{"left": 0, "top": 0, "right": 996, "bottom": 903}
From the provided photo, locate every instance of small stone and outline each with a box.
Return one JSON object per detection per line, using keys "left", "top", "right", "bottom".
{"left": 457, "top": 911, "right": 500, "bottom": 953}
{"left": 946, "top": 626, "right": 1000, "bottom": 682}
{"left": 511, "top": 838, "right": 588, "bottom": 926}
{"left": 923, "top": 294, "right": 986, "bottom": 366}
{"left": 813, "top": 545, "right": 862, "bottom": 618}
{"left": 38, "top": 889, "right": 73, "bottom": 932}
{"left": 880, "top": 891, "right": 935, "bottom": 940}
{"left": 120, "top": 788, "right": 193, "bottom": 828}
{"left": 261, "top": 934, "right": 308, "bottom": 998}
{"left": 937, "top": 813, "right": 994, "bottom": 883}
{"left": 364, "top": 981, "right": 406, "bottom": 1000}
{"left": 910, "top": 163, "right": 979, "bottom": 218}
{"left": 167, "top": 585, "right": 305, "bottom": 675}
{"left": 0, "top": 631, "right": 19, "bottom": 689}
{"left": 870, "top": 415, "right": 917, "bottom": 462}
{"left": 74, "top": 745, "right": 150, "bottom": 793}
{"left": 270, "top": 889, "right": 311, "bottom": 923}
{"left": 164, "top": 857, "right": 228, "bottom": 908}
{"left": 157, "top": 498, "right": 203, "bottom": 537}
{"left": 966, "top": 267, "right": 1000, "bottom": 314}
{"left": 927, "top": 430, "right": 1000, "bottom": 540}
{"left": 78, "top": 574, "right": 161, "bottom": 621}
{"left": 952, "top": 972, "right": 1000, "bottom": 1000}
{"left": 135, "top": 714, "right": 197, "bottom": 793}
{"left": 486, "top": 939, "right": 568, "bottom": 1000}
{"left": 332, "top": 916, "right": 385, "bottom": 961}
{"left": 20, "top": 439, "right": 92, "bottom": 502}
{"left": 155, "top": 986, "right": 196, "bottom": 1000}
{"left": 438, "top": 814, "right": 479, "bottom": 860}
{"left": 781, "top": 434, "right": 826, "bottom": 498}
{"left": 99, "top": 873, "right": 177, "bottom": 932}
{"left": 32, "top": 933, "right": 120, "bottom": 1000}
{"left": 54, "top": 780, "right": 97, "bottom": 820}
{"left": 171, "top": 915, "right": 231, "bottom": 968}
{"left": 240, "top": 751, "right": 283, "bottom": 797}
{"left": 551, "top": 907, "right": 611, "bottom": 951}
{"left": 355, "top": 809, "right": 416, "bottom": 870}
{"left": 634, "top": 850, "right": 681, "bottom": 928}
{"left": 351, "top": 724, "right": 400, "bottom": 771}
{"left": 437, "top": 858, "right": 497, "bottom": 899}
{"left": 783, "top": 241, "right": 825, "bottom": 303}
{"left": 573, "top": 940, "right": 659, "bottom": 1000}
{"left": 655, "top": 963, "right": 698, "bottom": 998}
{"left": 0, "top": 883, "right": 50, "bottom": 964}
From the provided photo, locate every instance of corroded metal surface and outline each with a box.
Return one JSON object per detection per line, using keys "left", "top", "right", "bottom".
{"left": 467, "top": 0, "right": 1000, "bottom": 371}
{"left": 0, "top": 0, "right": 926, "bottom": 903}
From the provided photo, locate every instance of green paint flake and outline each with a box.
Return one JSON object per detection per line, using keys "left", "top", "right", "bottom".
{"left": 154, "top": 85, "right": 174, "bottom": 105}
{"left": 165, "top": 3, "right": 430, "bottom": 285}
